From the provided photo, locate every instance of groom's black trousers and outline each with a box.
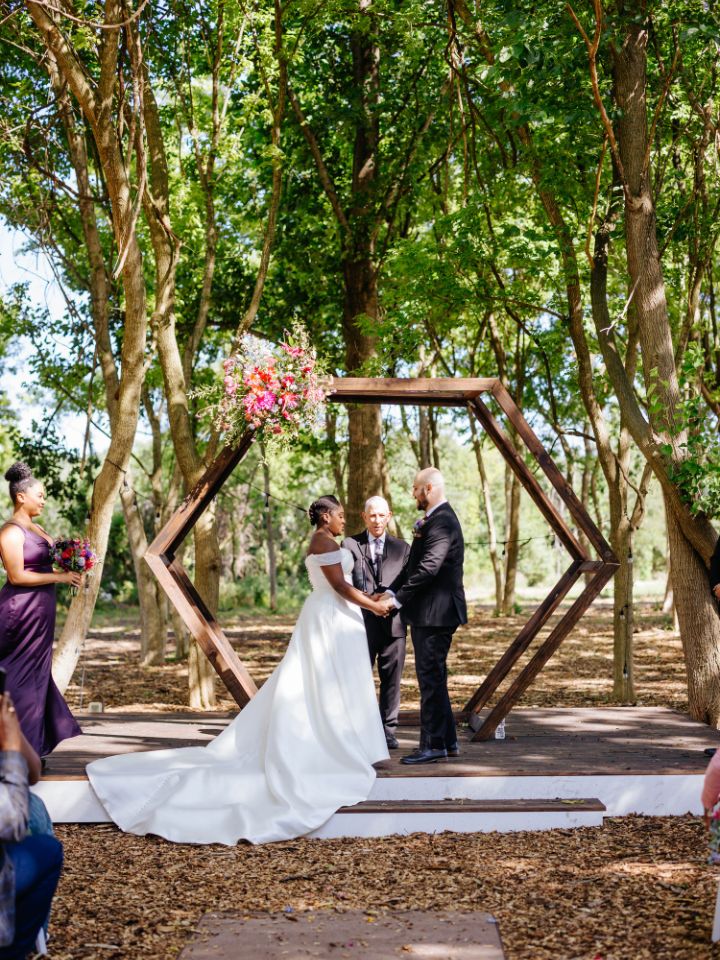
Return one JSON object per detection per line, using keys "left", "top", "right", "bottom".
{"left": 411, "top": 626, "right": 457, "bottom": 750}
{"left": 367, "top": 622, "right": 405, "bottom": 738}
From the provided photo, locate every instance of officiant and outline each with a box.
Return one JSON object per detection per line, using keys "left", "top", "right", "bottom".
{"left": 343, "top": 497, "right": 410, "bottom": 750}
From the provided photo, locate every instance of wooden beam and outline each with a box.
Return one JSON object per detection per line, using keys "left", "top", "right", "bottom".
{"left": 462, "top": 560, "right": 584, "bottom": 717}
{"left": 144, "top": 430, "right": 258, "bottom": 707}
{"left": 147, "top": 431, "right": 256, "bottom": 561}
{"left": 143, "top": 376, "right": 618, "bottom": 725}
{"left": 146, "top": 555, "right": 258, "bottom": 706}
{"left": 471, "top": 563, "right": 618, "bottom": 740}
{"left": 469, "top": 398, "right": 585, "bottom": 560}
{"left": 327, "top": 377, "right": 498, "bottom": 406}
{"left": 491, "top": 382, "right": 617, "bottom": 563}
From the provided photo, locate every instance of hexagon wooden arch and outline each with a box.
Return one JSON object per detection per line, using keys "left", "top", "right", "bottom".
{"left": 145, "top": 377, "right": 618, "bottom": 741}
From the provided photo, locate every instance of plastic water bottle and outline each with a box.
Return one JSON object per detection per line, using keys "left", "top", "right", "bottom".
{"left": 494, "top": 718, "right": 506, "bottom": 740}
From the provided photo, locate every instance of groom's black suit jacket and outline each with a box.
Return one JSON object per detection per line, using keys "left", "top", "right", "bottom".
{"left": 389, "top": 502, "right": 467, "bottom": 630}
{"left": 342, "top": 531, "right": 410, "bottom": 641}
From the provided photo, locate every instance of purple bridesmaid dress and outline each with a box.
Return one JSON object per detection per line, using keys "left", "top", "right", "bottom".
{"left": 0, "top": 521, "right": 81, "bottom": 756}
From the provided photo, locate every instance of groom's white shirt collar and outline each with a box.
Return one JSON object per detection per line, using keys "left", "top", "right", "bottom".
{"left": 368, "top": 531, "right": 385, "bottom": 547}
{"left": 425, "top": 499, "right": 447, "bottom": 518}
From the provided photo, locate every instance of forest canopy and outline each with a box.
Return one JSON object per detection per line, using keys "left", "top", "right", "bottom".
{"left": 0, "top": 0, "right": 719, "bottom": 718}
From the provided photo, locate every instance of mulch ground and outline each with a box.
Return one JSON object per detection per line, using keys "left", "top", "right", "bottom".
{"left": 62, "top": 601, "right": 687, "bottom": 713}
{"left": 49, "top": 602, "right": 710, "bottom": 960}
{"left": 50, "top": 816, "right": 718, "bottom": 960}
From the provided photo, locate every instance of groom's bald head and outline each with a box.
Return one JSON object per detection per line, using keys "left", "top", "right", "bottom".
{"left": 415, "top": 467, "right": 445, "bottom": 491}
{"left": 412, "top": 467, "right": 446, "bottom": 512}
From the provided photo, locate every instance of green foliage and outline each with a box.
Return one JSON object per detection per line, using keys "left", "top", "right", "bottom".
{"left": 664, "top": 344, "right": 720, "bottom": 517}
{"left": 4, "top": 0, "right": 720, "bottom": 615}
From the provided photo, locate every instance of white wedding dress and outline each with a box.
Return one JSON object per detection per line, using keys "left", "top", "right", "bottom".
{"left": 87, "top": 548, "right": 389, "bottom": 844}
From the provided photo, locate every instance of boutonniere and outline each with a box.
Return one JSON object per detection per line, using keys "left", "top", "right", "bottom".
{"left": 412, "top": 516, "right": 427, "bottom": 540}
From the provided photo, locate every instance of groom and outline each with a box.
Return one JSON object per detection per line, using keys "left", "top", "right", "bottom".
{"left": 343, "top": 497, "right": 410, "bottom": 750}
{"left": 377, "top": 468, "right": 467, "bottom": 765}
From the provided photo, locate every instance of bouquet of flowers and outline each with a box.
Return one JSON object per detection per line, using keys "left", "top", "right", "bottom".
{"left": 52, "top": 538, "right": 97, "bottom": 585}
{"left": 214, "top": 326, "right": 327, "bottom": 446}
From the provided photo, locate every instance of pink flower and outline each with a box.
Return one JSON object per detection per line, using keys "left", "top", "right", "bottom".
{"left": 224, "top": 376, "right": 237, "bottom": 396}
{"left": 281, "top": 343, "right": 304, "bottom": 358}
{"left": 244, "top": 389, "right": 278, "bottom": 418}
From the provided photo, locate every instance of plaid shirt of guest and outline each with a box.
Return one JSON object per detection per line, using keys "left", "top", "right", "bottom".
{"left": 0, "top": 752, "right": 30, "bottom": 947}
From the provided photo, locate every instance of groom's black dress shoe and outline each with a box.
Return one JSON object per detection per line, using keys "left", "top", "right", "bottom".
{"left": 447, "top": 742, "right": 460, "bottom": 757}
{"left": 400, "top": 747, "right": 448, "bottom": 765}
{"left": 386, "top": 735, "right": 400, "bottom": 750}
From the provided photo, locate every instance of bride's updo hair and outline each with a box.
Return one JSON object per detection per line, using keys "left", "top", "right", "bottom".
{"left": 308, "top": 495, "right": 341, "bottom": 527}
{"left": 5, "top": 462, "right": 36, "bottom": 503}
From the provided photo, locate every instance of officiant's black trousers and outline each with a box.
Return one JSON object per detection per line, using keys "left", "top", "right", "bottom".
{"left": 411, "top": 626, "right": 456, "bottom": 750}
{"left": 367, "top": 628, "right": 406, "bottom": 738}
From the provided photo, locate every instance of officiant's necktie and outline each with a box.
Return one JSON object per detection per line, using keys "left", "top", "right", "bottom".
{"left": 372, "top": 539, "right": 382, "bottom": 583}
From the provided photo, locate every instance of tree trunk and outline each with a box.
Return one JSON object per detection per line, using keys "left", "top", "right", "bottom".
{"left": 430, "top": 407, "right": 441, "bottom": 469}
{"left": 469, "top": 418, "right": 503, "bottom": 616}
{"left": 119, "top": 476, "right": 166, "bottom": 665}
{"left": 143, "top": 80, "right": 218, "bottom": 708}
{"left": 418, "top": 407, "right": 432, "bottom": 468}
{"left": 34, "top": 28, "right": 147, "bottom": 692}
{"left": 662, "top": 538, "right": 674, "bottom": 616}
{"left": 326, "top": 406, "right": 346, "bottom": 501}
{"left": 169, "top": 542, "right": 191, "bottom": 660}
{"left": 579, "top": 432, "right": 595, "bottom": 586}
{"left": 667, "top": 503, "right": 720, "bottom": 721}
{"left": 29, "top": 3, "right": 149, "bottom": 692}
{"left": 189, "top": 509, "right": 221, "bottom": 707}
{"left": 342, "top": 259, "right": 385, "bottom": 534}
{"left": 612, "top": 10, "right": 720, "bottom": 722}
{"left": 261, "top": 446, "right": 278, "bottom": 611}
{"left": 341, "top": 10, "right": 385, "bottom": 533}
{"left": 608, "top": 487, "right": 636, "bottom": 702}
{"left": 501, "top": 466, "right": 521, "bottom": 616}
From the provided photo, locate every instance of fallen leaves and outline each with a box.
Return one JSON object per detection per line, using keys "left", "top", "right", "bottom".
{"left": 44, "top": 815, "right": 720, "bottom": 960}
{"left": 61, "top": 603, "right": 688, "bottom": 714}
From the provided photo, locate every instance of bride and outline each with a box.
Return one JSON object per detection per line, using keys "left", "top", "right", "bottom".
{"left": 87, "top": 495, "right": 392, "bottom": 844}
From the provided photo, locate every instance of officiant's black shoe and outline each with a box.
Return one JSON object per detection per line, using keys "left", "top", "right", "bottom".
{"left": 400, "top": 747, "right": 447, "bottom": 765}
{"left": 447, "top": 742, "right": 460, "bottom": 757}
{"left": 386, "top": 735, "right": 400, "bottom": 750}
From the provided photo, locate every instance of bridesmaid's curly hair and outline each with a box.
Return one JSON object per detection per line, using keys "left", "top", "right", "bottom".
{"left": 4, "top": 462, "right": 36, "bottom": 503}
{"left": 308, "top": 495, "right": 341, "bottom": 527}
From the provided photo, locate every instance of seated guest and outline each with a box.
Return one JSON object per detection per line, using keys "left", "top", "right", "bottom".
{"left": 0, "top": 692, "right": 62, "bottom": 959}
{"left": 703, "top": 748, "right": 720, "bottom": 818}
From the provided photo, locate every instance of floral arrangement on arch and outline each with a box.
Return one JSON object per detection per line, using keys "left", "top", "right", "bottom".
{"left": 215, "top": 327, "right": 327, "bottom": 445}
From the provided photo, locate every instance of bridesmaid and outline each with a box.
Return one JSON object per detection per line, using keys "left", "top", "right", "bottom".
{"left": 0, "top": 462, "right": 82, "bottom": 757}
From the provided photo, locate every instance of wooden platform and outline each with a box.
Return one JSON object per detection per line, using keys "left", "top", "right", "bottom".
{"left": 41, "top": 706, "right": 719, "bottom": 779}
{"left": 33, "top": 707, "right": 713, "bottom": 834}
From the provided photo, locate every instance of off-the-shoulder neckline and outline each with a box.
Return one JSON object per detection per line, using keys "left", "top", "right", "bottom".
{"left": 305, "top": 546, "right": 348, "bottom": 559}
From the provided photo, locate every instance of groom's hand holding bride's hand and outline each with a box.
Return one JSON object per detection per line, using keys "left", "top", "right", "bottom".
{"left": 372, "top": 594, "right": 396, "bottom": 617}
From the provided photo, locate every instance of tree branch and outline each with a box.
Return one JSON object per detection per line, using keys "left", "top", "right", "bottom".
{"left": 288, "top": 85, "right": 351, "bottom": 238}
